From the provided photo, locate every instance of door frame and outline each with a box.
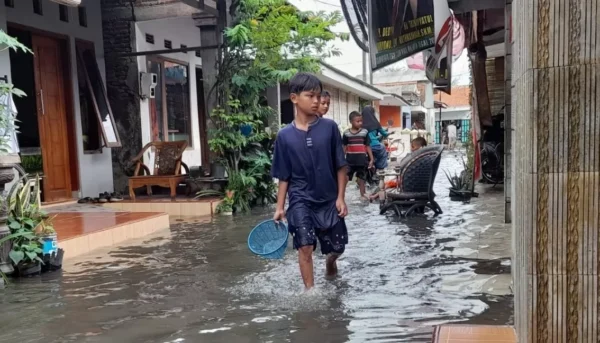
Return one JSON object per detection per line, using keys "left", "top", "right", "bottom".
{"left": 7, "top": 23, "right": 81, "bottom": 197}
{"left": 195, "top": 66, "right": 210, "bottom": 168}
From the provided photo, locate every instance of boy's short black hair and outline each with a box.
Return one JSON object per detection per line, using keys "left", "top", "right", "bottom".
{"left": 349, "top": 111, "right": 362, "bottom": 122}
{"left": 321, "top": 90, "right": 331, "bottom": 98}
{"left": 412, "top": 136, "right": 428, "bottom": 147}
{"left": 289, "top": 72, "right": 322, "bottom": 95}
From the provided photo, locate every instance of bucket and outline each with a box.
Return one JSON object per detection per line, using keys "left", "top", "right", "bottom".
{"left": 41, "top": 234, "right": 58, "bottom": 255}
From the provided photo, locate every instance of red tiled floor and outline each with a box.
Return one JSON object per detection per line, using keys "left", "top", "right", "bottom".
{"left": 50, "top": 212, "right": 164, "bottom": 241}
{"left": 433, "top": 325, "right": 516, "bottom": 343}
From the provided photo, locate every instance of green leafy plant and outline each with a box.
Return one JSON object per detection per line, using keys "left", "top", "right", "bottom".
{"left": 20, "top": 155, "right": 43, "bottom": 174}
{"left": 444, "top": 157, "right": 471, "bottom": 192}
{"left": 215, "top": 190, "right": 235, "bottom": 214}
{"left": 6, "top": 175, "right": 48, "bottom": 267}
{"left": 208, "top": 98, "right": 269, "bottom": 173}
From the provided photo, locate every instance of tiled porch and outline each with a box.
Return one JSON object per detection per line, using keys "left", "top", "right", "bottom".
{"left": 102, "top": 195, "right": 221, "bottom": 217}
{"left": 50, "top": 210, "right": 170, "bottom": 260}
{"left": 432, "top": 325, "right": 516, "bottom": 343}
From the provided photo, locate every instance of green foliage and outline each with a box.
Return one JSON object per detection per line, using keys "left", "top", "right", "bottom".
{"left": 445, "top": 157, "right": 471, "bottom": 191}
{"left": 21, "top": 155, "right": 43, "bottom": 174}
{"left": 205, "top": 0, "right": 345, "bottom": 212}
{"left": 208, "top": 98, "right": 269, "bottom": 172}
{"left": 6, "top": 175, "right": 50, "bottom": 267}
{"left": 0, "top": 30, "right": 31, "bottom": 154}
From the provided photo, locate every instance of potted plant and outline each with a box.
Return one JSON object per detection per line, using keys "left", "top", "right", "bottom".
{"left": 0, "top": 30, "right": 32, "bottom": 275}
{"left": 216, "top": 191, "right": 235, "bottom": 216}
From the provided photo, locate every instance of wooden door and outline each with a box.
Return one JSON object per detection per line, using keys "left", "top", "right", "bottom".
{"left": 32, "top": 34, "right": 72, "bottom": 202}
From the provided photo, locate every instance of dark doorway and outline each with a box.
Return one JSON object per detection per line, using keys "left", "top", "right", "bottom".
{"left": 8, "top": 27, "right": 39, "bottom": 151}
{"left": 280, "top": 99, "right": 294, "bottom": 125}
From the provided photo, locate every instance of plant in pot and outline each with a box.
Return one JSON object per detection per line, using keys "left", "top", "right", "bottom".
{"left": 0, "top": 30, "right": 32, "bottom": 276}
{"left": 216, "top": 191, "right": 235, "bottom": 215}
{"left": 6, "top": 175, "right": 56, "bottom": 276}
{"left": 444, "top": 159, "right": 473, "bottom": 203}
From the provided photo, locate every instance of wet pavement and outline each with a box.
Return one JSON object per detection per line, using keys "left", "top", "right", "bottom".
{"left": 0, "top": 153, "right": 513, "bottom": 343}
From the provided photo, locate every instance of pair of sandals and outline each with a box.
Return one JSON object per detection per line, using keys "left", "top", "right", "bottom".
{"left": 78, "top": 192, "right": 124, "bottom": 204}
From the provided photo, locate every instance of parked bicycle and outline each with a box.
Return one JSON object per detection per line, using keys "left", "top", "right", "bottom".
{"left": 480, "top": 109, "right": 505, "bottom": 185}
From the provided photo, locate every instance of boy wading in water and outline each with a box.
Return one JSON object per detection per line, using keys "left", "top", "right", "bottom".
{"left": 343, "top": 111, "right": 374, "bottom": 201}
{"left": 271, "top": 73, "right": 348, "bottom": 290}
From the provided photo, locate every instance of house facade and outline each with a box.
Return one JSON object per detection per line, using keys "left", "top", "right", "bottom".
{"left": 0, "top": 0, "right": 114, "bottom": 201}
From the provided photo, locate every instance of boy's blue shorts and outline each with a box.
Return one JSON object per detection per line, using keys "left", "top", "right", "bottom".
{"left": 288, "top": 218, "right": 348, "bottom": 255}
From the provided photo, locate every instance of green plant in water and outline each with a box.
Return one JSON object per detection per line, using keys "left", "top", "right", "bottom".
{"left": 215, "top": 190, "right": 235, "bottom": 214}
{"left": 6, "top": 175, "right": 48, "bottom": 267}
{"left": 444, "top": 157, "right": 471, "bottom": 192}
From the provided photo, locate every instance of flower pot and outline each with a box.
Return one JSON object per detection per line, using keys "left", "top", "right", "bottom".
{"left": 41, "top": 234, "right": 58, "bottom": 256}
{"left": 41, "top": 248, "right": 64, "bottom": 272}
{"left": 0, "top": 154, "right": 19, "bottom": 276}
{"left": 211, "top": 162, "right": 226, "bottom": 179}
{"left": 16, "top": 261, "right": 41, "bottom": 277}
{"left": 221, "top": 211, "right": 233, "bottom": 216}
{"left": 449, "top": 189, "right": 472, "bottom": 202}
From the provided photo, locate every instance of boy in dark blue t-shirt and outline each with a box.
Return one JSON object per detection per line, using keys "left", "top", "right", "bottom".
{"left": 271, "top": 73, "right": 348, "bottom": 290}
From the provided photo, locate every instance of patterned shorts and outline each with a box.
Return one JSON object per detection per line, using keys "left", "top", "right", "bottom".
{"left": 288, "top": 218, "right": 348, "bottom": 255}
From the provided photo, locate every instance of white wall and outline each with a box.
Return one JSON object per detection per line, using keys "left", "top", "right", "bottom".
{"left": 135, "top": 17, "right": 204, "bottom": 170}
{"left": 0, "top": 0, "right": 114, "bottom": 198}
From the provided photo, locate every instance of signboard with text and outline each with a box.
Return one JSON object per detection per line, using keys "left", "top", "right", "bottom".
{"left": 368, "top": 0, "right": 435, "bottom": 70}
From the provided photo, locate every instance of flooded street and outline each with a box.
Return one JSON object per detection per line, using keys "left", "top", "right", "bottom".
{"left": 0, "top": 154, "right": 512, "bottom": 343}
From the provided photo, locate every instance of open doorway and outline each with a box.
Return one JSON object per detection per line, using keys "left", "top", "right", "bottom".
{"left": 8, "top": 25, "right": 77, "bottom": 203}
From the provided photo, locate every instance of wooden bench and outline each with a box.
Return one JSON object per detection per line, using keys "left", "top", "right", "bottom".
{"left": 128, "top": 141, "right": 189, "bottom": 201}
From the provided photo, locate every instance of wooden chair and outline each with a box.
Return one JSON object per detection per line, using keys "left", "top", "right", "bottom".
{"left": 128, "top": 141, "right": 190, "bottom": 201}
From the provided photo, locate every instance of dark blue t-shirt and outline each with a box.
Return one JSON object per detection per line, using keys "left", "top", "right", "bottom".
{"left": 271, "top": 118, "right": 347, "bottom": 229}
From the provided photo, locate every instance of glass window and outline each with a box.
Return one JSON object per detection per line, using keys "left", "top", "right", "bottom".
{"left": 148, "top": 57, "right": 191, "bottom": 144}
{"left": 76, "top": 41, "right": 122, "bottom": 148}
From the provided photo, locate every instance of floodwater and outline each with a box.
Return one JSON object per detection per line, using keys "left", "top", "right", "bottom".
{"left": 0, "top": 154, "right": 513, "bottom": 343}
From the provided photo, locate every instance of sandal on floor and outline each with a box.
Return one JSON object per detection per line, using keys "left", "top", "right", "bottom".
{"left": 77, "top": 197, "right": 93, "bottom": 204}
{"left": 98, "top": 193, "right": 109, "bottom": 203}
{"left": 109, "top": 192, "right": 123, "bottom": 202}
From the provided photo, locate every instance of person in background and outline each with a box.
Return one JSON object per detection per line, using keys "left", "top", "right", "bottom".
{"left": 271, "top": 73, "right": 348, "bottom": 290}
{"left": 447, "top": 121, "right": 457, "bottom": 150}
{"left": 369, "top": 136, "right": 429, "bottom": 202}
{"left": 343, "top": 111, "right": 374, "bottom": 201}
{"left": 400, "top": 136, "right": 428, "bottom": 164}
{"left": 318, "top": 91, "right": 331, "bottom": 117}
{"left": 361, "top": 105, "right": 389, "bottom": 172}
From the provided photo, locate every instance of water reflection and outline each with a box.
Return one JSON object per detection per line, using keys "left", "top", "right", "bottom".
{"left": 0, "top": 153, "right": 512, "bottom": 342}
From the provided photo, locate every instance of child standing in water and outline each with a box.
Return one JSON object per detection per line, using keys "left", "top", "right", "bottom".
{"left": 271, "top": 73, "right": 348, "bottom": 290}
{"left": 343, "top": 111, "right": 374, "bottom": 201}
{"left": 318, "top": 90, "right": 331, "bottom": 117}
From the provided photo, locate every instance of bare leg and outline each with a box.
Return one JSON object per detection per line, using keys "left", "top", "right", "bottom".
{"left": 325, "top": 253, "right": 340, "bottom": 279}
{"left": 358, "top": 179, "right": 367, "bottom": 200}
{"left": 298, "top": 246, "right": 315, "bottom": 289}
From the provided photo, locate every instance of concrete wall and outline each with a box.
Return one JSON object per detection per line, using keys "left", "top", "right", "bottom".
{"left": 1, "top": 0, "right": 114, "bottom": 197}
{"left": 135, "top": 17, "right": 204, "bottom": 170}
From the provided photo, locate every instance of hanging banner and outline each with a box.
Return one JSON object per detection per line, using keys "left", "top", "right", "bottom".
{"left": 368, "top": 0, "right": 435, "bottom": 71}
{"left": 425, "top": 0, "right": 454, "bottom": 93}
